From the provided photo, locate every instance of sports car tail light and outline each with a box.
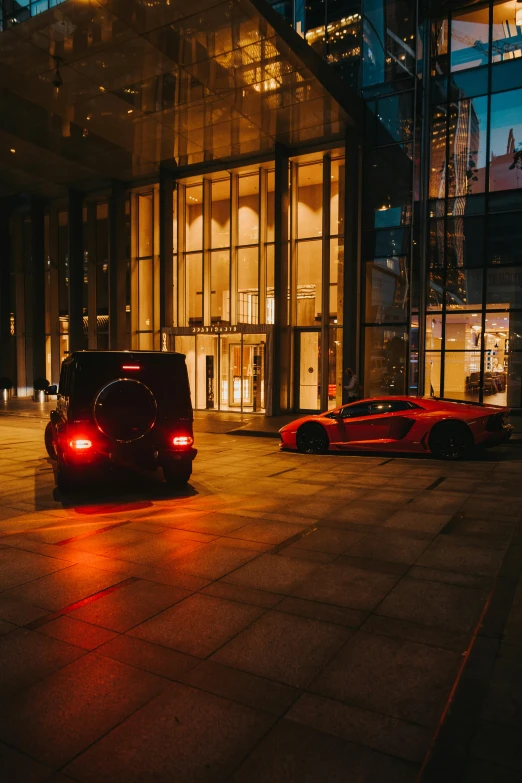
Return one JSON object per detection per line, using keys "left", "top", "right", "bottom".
{"left": 172, "top": 435, "right": 193, "bottom": 447}
{"left": 69, "top": 438, "right": 92, "bottom": 451}
{"left": 122, "top": 365, "right": 140, "bottom": 371}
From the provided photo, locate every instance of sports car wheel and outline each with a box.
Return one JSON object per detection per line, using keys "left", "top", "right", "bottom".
{"left": 296, "top": 424, "right": 329, "bottom": 455}
{"left": 44, "top": 422, "right": 57, "bottom": 460}
{"left": 428, "top": 423, "right": 473, "bottom": 460}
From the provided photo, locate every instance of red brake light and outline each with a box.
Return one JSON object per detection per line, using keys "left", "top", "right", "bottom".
{"left": 172, "top": 435, "right": 193, "bottom": 447}
{"left": 122, "top": 365, "right": 140, "bottom": 371}
{"left": 69, "top": 438, "right": 92, "bottom": 451}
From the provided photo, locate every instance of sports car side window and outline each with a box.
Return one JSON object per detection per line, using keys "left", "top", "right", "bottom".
{"left": 341, "top": 404, "right": 371, "bottom": 418}
{"left": 368, "top": 400, "right": 415, "bottom": 414}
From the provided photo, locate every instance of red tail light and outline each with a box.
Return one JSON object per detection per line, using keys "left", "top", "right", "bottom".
{"left": 122, "top": 365, "right": 140, "bottom": 371}
{"left": 172, "top": 435, "right": 193, "bottom": 447}
{"left": 69, "top": 438, "right": 92, "bottom": 451}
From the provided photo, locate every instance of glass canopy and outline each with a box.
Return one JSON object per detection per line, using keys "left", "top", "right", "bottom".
{"left": 0, "top": 0, "right": 357, "bottom": 197}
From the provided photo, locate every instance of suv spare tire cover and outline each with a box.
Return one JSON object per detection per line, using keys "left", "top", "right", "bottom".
{"left": 94, "top": 379, "right": 157, "bottom": 442}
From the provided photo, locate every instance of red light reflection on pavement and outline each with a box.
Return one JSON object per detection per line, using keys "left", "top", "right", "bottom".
{"left": 74, "top": 501, "right": 152, "bottom": 515}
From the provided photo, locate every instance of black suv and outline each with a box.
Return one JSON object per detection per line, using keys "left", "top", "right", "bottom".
{"left": 45, "top": 351, "right": 197, "bottom": 494}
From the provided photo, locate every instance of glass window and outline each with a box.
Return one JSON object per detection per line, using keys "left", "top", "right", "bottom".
{"left": 506, "top": 351, "right": 522, "bottom": 408}
{"left": 340, "top": 403, "right": 371, "bottom": 418}
{"left": 447, "top": 96, "right": 487, "bottom": 197}
{"left": 238, "top": 247, "right": 259, "bottom": 324}
{"left": 375, "top": 92, "right": 414, "bottom": 144}
{"left": 362, "top": 0, "right": 414, "bottom": 86}
{"left": 96, "top": 203, "right": 109, "bottom": 317}
{"left": 267, "top": 170, "right": 275, "bottom": 243}
{"left": 431, "top": 18, "right": 449, "bottom": 76}
{"left": 368, "top": 400, "right": 416, "bottom": 413}
{"left": 172, "top": 187, "right": 177, "bottom": 254}
{"left": 138, "top": 258, "right": 153, "bottom": 332}
{"left": 365, "top": 256, "right": 409, "bottom": 324}
{"left": 429, "top": 220, "right": 445, "bottom": 268}
{"left": 451, "top": 6, "right": 490, "bottom": 73}
{"left": 443, "top": 351, "right": 482, "bottom": 400}
{"left": 444, "top": 312, "right": 482, "bottom": 348}
{"left": 330, "top": 158, "right": 345, "bottom": 236}
{"left": 186, "top": 184, "right": 203, "bottom": 252}
{"left": 210, "top": 250, "right": 230, "bottom": 323}
{"left": 425, "top": 351, "right": 441, "bottom": 396}
{"left": 238, "top": 175, "right": 259, "bottom": 244}
{"left": 430, "top": 105, "right": 448, "bottom": 199}
{"left": 486, "top": 267, "right": 522, "bottom": 308}
{"left": 330, "top": 238, "right": 344, "bottom": 324}
{"left": 138, "top": 193, "right": 153, "bottom": 258}
{"left": 426, "top": 314, "right": 443, "bottom": 350}
{"left": 492, "top": 2, "right": 522, "bottom": 63}
{"left": 297, "top": 162, "right": 323, "bottom": 238}
{"left": 428, "top": 270, "right": 445, "bottom": 310}
{"left": 211, "top": 178, "right": 230, "bottom": 248}
{"left": 186, "top": 253, "right": 202, "bottom": 325}
{"left": 446, "top": 216, "right": 485, "bottom": 268}
{"left": 487, "top": 213, "right": 522, "bottom": 264}
{"left": 297, "top": 240, "right": 322, "bottom": 326}
{"left": 367, "top": 227, "right": 410, "bottom": 258}
{"left": 489, "top": 89, "right": 522, "bottom": 192}
{"left": 365, "top": 145, "right": 412, "bottom": 228}
{"left": 445, "top": 268, "right": 483, "bottom": 310}
{"left": 328, "top": 327, "right": 343, "bottom": 409}
{"left": 266, "top": 244, "right": 274, "bottom": 324}
{"left": 364, "top": 326, "right": 408, "bottom": 396}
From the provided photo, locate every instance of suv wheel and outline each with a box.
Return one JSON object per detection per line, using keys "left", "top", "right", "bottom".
{"left": 163, "top": 459, "right": 192, "bottom": 487}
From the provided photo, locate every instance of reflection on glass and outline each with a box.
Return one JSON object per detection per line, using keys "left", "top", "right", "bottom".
{"left": 210, "top": 251, "right": 230, "bottom": 323}
{"left": 266, "top": 244, "right": 274, "bottom": 324}
{"left": 487, "top": 212, "right": 522, "bottom": 264}
{"left": 211, "top": 178, "right": 230, "bottom": 248}
{"left": 238, "top": 175, "right": 259, "bottom": 244}
{"left": 451, "top": 7, "right": 489, "bottom": 73}
{"left": 486, "top": 267, "right": 522, "bottom": 308}
{"left": 364, "top": 326, "right": 407, "bottom": 396}
{"left": 444, "top": 351, "right": 482, "bottom": 400}
{"left": 138, "top": 257, "right": 152, "bottom": 333}
{"left": 297, "top": 162, "right": 323, "bottom": 238}
{"left": 485, "top": 315, "right": 509, "bottom": 404}
{"left": 430, "top": 106, "right": 447, "bottom": 199}
{"left": 365, "top": 257, "right": 408, "bottom": 324}
{"left": 445, "top": 268, "right": 483, "bottom": 310}
{"left": 429, "top": 220, "right": 445, "bottom": 268}
{"left": 492, "top": 2, "right": 522, "bottom": 63}
{"left": 186, "top": 184, "right": 203, "bottom": 251}
{"left": 366, "top": 145, "right": 412, "bottom": 228}
{"left": 238, "top": 247, "right": 259, "bottom": 324}
{"left": 447, "top": 97, "right": 487, "bottom": 197}
{"left": 138, "top": 193, "right": 153, "bottom": 258}
{"left": 330, "top": 158, "right": 345, "bottom": 236}
{"left": 431, "top": 18, "right": 448, "bottom": 75}
{"left": 267, "top": 170, "right": 275, "bottom": 243}
{"left": 489, "top": 89, "right": 522, "bottom": 191}
{"left": 297, "top": 240, "right": 322, "bottom": 326}
{"left": 186, "top": 253, "right": 202, "bottom": 325}
{"left": 446, "top": 217, "right": 485, "bottom": 267}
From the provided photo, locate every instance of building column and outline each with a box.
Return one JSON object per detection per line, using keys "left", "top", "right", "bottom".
{"left": 273, "top": 143, "right": 290, "bottom": 414}
{"left": 159, "top": 166, "right": 174, "bottom": 332}
{"left": 86, "top": 202, "right": 97, "bottom": 349}
{"left": 342, "top": 127, "right": 362, "bottom": 400}
{"left": 30, "top": 198, "right": 46, "bottom": 382}
{"left": 48, "top": 207, "right": 60, "bottom": 384}
{"left": 67, "top": 189, "right": 84, "bottom": 352}
{"left": 109, "top": 182, "right": 127, "bottom": 349}
{"left": 0, "top": 199, "right": 13, "bottom": 382}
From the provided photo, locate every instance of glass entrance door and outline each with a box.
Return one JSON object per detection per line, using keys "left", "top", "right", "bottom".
{"left": 298, "top": 330, "right": 321, "bottom": 411}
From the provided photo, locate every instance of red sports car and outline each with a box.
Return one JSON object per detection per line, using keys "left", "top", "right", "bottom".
{"left": 279, "top": 397, "right": 513, "bottom": 459}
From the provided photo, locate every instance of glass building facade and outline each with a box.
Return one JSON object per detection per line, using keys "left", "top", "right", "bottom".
{"left": 1, "top": 0, "right": 521, "bottom": 412}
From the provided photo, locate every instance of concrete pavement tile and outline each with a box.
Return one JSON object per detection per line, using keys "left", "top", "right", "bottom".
{"left": 311, "top": 631, "right": 460, "bottom": 727}
{"left": 3, "top": 564, "right": 128, "bottom": 611}
{"left": 470, "top": 721, "right": 522, "bottom": 772}
{"left": 36, "top": 616, "right": 117, "bottom": 650}
{"left": 461, "top": 759, "right": 522, "bottom": 782}
{"left": 104, "top": 535, "right": 205, "bottom": 567}
{"left": 226, "top": 520, "right": 310, "bottom": 545}
{"left": 0, "top": 618, "right": 17, "bottom": 634}
{"left": 0, "top": 653, "right": 167, "bottom": 769}
{"left": 416, "top": 538, "right": 504, "bottom": 577}
{"left": 287, "top": 692, "right": 432, "bottom": 763}
{"left": 344, "top": 530, "right": 431, "bottom": 564}
{"left": 58, "top": 526, "right": 151, "bottom": 554}
{"left": 480, "top": 643, "right": 522, "bottom": 728}
{"left": 168, "top": 542, "right": 259, "bottom": 579}
{"left": 201, "top": 581, "right": 283, "bottom": 608}
{"left": 407, "top": 492, "right": 469, "bottom": 515}
{"left": 172, "top": 511, "right": 252, "bottom": 535}
{"left": 383, "top": 510, "right": 451, "bottom": 534}
{"left": 211, "top": 610, "right": 351, "bottom": 688}
{"left": 69, "top": 578, "right": 189, "bottom": 632}
{"left": 376, "top": 576, "right": 488, "bottom": 633}
{"left": 503, "top": 578, "right": 522, "bottom": 646}
{"left": 0, "top": 548, "right": 70, "bottom": 591}
{"left": 223, "top": 553, "right": 321, "bottom": 594}
{"left": 290, "top": 526, "right": 367, "bottom": 554}
{"left": 408, "top": 565, "right": 492, "bottom": 590}
{"left": 458, "top": 496, "right": 522, "bottom": 521}
{"left": 292, "top": 562, "right": 400, "bottom": 611}
{"left": 0, "top": 741, "right": 51, "bottom": 783}
{"left": 278, "top": 546, "right": 336, "bottom": 563}
{"left": 180, "top": 659, "right": 300, "bottom": 715}
{"left": 64, "top": 682, "right": 274, "bottom": 783}
{"left": 212, "top": 535, "right": 272, "bottom": 552}
{"left": 97, "top": 634, "right": 200, "bottom": 680}
{"left": 0, "top": 628, "right": 84, "bottom": 699}
{"left": 277, "top": 596, "right": 367, "bottom": 628}
{"left": 321, "top": 501, "right": 400, "bottom": 527}
{"left": 129, "top": 593, "right": 264, "bottom": 657}
{"left": 230, "top": 719, "right": 418, "bottom": 783}
{"left": 362, "top": 614, "right": 471, "bottom": 652}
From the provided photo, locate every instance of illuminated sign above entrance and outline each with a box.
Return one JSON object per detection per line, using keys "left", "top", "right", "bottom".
{"left": 191, "top": 326, "right": 238, "bottom": 334}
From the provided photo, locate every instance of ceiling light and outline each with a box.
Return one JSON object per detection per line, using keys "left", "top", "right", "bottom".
{"left": 10, "top": 148, "right": 15, "bottom": 153}
{"left": 127, "top": 109, "right": 133, "bottom": 114}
